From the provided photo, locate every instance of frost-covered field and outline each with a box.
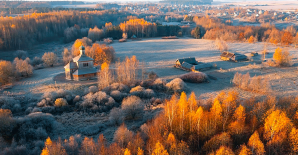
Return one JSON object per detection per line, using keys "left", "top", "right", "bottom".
{"left": 112, "top": 38, "right": 298, "bottom": 98}
{"left": 4, "top": 37, "right": 298, "bottom": 98}
{"left": 2, "top": 38, "right": 298, "bottom": 149}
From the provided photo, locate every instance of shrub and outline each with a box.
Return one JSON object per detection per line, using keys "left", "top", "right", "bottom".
{"left": 80, "top": 91, "right": 116, "bottom": 111}
{"left": 151, "top": 78, "right": 167, "bottom": 92}
{"left": 110, "top": 83, "right": 130, "bottom": 93}
{"left": 1, "top": 145, "right": 29, "bottom": 155}
{"left": 109, "top": 108, "right": 123, "bottom": 125}
{"left": 148, "top": 71, "right": 158, "bottom": 80}
{"left": 31, "top": 57, "right": 43, "bottom": 67}
{"left": 56, "top": 89, "right": 72, "bottom": 99}
{"left": 179, "top": 72, "right": 208, "bottom": 83}
{"left": 80, "top": 124, "right": 106, "bottom": 136}
{"left": 110, "top": 90, "right": 127, "bottom": 102}
{"left": 232, "top": 72, "right": 271, "bottom": 93}
{"left": 103, "top": 83, "right": 130, "bottom": 94}
{"left": 0, "top": 96, "right": 21, "bottom": 113}
{"left": 0, "top": 60, "right": 14, "bottom": 85}
{"left": 130, "top": 86, "right": 145, "bottom": 94}
{"left": 105, "top": 97, "right": 116, "bottom": 107}
{"left": 73, "top": 95, "right": 81, "bottom": 104}
{"left": 15, "top": 112, "right": 56, "bottom": 143}
{"left": 113, "top": 124, "right": 134, "bottom": 147}
{"left": 273, "top": 47, "right": 292, "bottom": 67}
{"left": 54, "top": 98, "right": 68, "bottom": 107}
{"left": 89, "top": 86, "right": 98, "bottom": 94}
{"left": 42, "top": 92, "right": 58, "bottom": 102}
{"left": 130, "top": 86, "right": 155, "bottom": 99}
{"left": 121, "top": 96, "right": 144, "bottom": 120}
{"left": 42, "top": 52, "right": 58, "bottom": 67}
{"left": 14, "top": 50, "right": 28, "bottom": 60}
{"left": 166, "top": 78, "right": 187, "bottom": 93}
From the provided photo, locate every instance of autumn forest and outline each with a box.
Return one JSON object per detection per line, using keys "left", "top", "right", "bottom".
{"left": 1, "top": 1, "right": 298, "bottom": 155}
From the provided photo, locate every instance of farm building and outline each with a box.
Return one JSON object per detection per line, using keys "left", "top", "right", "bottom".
{"left": 220, "top": 52, "right": 247, "bottom": 62}
{"left": 64, "top": 46, "right": 98, "bottom": 81}
{"left": 176, "top": 57, "right": 212, "bottom": 71}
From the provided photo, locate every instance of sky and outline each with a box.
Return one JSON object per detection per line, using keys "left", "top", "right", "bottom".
{"left": 17, "top": 0, "right": 295, "bottom": 1}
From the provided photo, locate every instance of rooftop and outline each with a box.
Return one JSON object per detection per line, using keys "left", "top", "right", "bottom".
{"left": 73, "top": 67, "right": 98, "bottom": 76}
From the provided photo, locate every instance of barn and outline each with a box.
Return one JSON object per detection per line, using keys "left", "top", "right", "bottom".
{"left": 220, "top": 52, "right": 247, "bottom": 62}
{"left": 175, "top": 57, "right": 212, "bottom": 71}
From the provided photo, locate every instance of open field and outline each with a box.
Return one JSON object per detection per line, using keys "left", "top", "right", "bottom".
{"left": 2, "top": 37, "right": 298, "bottom": 151}
{"left": 217, "top": 1, "right": 298, "bottom": 11}
{"left": 3, "top": 37, "right": 298, "bottom": 99}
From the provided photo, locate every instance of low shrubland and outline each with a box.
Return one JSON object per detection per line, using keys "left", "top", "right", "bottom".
{"left": 232, "top": 72, "right": 271, "bottom": 93}
{"left": 17, "top": 90, "right": 298, "bottom": 155}
{"left": 180, "top": 72, "right": 208, "bottom": 83}
{"left": 0, "top": 50, "right": 60, "bottom": 86}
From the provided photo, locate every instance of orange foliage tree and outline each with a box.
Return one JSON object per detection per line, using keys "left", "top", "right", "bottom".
{"left": 41, "top": 137, "right": 67, "bottom": 155}
{"left": 152, "top": 141, "right": 169, "bottom": 155}
{"left": 281, "top": 31, "right": 293, "bottom": 46}
{"left": 248, "top": 35, "right": 255, "bottom": 43}
{"left": 119, "top": 18, "right": 157, "bottom": 38}
{"left": 248, "top": 131, "right": 265, "bottom": 155}
{"left": 290, "top": 127, "right": 298, "bottom": 154}
{"left": 0, "top": 60, "right": 14, "bottom": 85}
{"left": 273, "top": 47, "right": 292, "bottom": 66}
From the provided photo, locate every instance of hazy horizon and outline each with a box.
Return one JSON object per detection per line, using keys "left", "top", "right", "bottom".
{"left": 4, "top": 0, "right": 294, "bottom": 2}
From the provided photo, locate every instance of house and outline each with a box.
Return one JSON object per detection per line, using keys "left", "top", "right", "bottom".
{"left": 220, "top": 52, "right": 247, "bottom": 62}
{"left": 64, "top": 46, "right": 98, "bottom": 81}
{"left": 175, "top": 57, "right": 212, "bottom": 71}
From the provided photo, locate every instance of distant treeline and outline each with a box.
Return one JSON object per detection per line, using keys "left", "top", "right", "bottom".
{"left": 0, "top": 10, "right": 183, "bottom": 50}
{"left": 0, "top": 1, "right": 85, "bottom": 8}
{"left": 192, "top": 16, "right": 298, "bottom": 46}
{"left": 0, "top": 7, "right": 102, "bottom": 15}
{"left": 0, "top": 10, "right": 130, "bottom": 50}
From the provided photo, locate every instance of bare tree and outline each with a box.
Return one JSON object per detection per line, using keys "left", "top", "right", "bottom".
{"left": 62, "top": 48, "right": 72, "bottom": 64}
{"left": 0, "top": 60, "right": 14, "bottom": 85}
{"left": 13, "top": 58, "right": 33, "bottom": 77}
{"left": 42, "top": 52, "right": 58, "bottom": 67}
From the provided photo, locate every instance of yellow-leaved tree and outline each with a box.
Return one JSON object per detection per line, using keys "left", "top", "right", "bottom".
{"left": 290, "top": 127, "right": 298, "bottom": 154}
{"left": 124, "top": 148, "right": 131, "bottom": 155}
{"left": 41, "top": 137, "right": 67, "bottom": 155}
{"left": 215, "top": 146, "right": 235, "bottom": 155}
{"left": 248, "top": 131, "right": 265, "bottom": 155}
{"left": 98, "top": 62, "right": 113, "bottom": 89}
{"left": 177, "top": 92, "right": 188, "bottom": 137}
{"left": 238, "top": 144, "right": 252, "bottom": 155}
{"left": 210, "top": 99, "right": 223, "bottom": 130}
{"left": 152, "top": 141, "right": 169, "bottom": 155}
{"left": 273, "top": 47, "right": 292, "bottom": 66}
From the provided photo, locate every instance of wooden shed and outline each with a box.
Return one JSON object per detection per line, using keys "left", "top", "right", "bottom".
{"left": 220, "top": 52, "right": 247, "bottom": 62}
{"left": 175, "top": 57, "right": 212, "bottom": 71}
